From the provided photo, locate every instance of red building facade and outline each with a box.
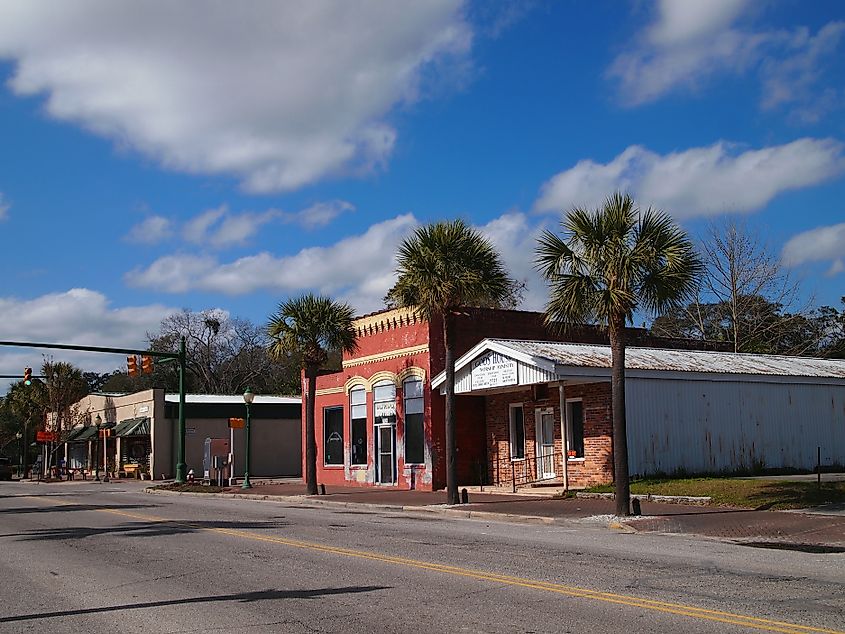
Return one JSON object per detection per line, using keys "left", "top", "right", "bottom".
{"left": 310, "top": 309, "right": 684, "bottom": 490}
{"left": 309, "top": 307, "right": 716, "bottom": 491}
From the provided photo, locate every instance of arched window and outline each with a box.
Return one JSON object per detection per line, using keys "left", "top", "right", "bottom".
{"left": 403, "top": 377, "right": 424, "bottom": 464}
{"left": 350, "top": 387, "right": 367, "bottom": 465}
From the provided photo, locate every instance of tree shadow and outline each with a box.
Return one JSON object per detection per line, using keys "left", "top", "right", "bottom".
{"left": 0, "top": 503, "right": 156, "bottom": 515}
{"left": 0, "top": 586, "right": 388, "bottom": 624}
{"left": 10, "top": 517, "right": 295, "bottom": 542}
{"left": 748, "top": 481, "right": 845, "bottom": 511}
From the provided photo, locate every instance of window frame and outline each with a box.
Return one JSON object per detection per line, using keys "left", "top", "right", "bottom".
{"left": 402, "top": 377, "right": 425, "bottom": 465}
{"left": 566, "top": 398, "right": 585, "bottom": 461}
{"left": 508, "top": 403, "right": 525, "bottom": 461}
{"left": 349, "top": 386, "right": 367, "bottom": 467}
{"left": 322, "top": 405, "right": 345, "bottom": 467}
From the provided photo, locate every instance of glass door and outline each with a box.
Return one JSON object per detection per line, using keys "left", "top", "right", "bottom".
{"left": 536, "top": 408, "right": 556, "bottom": 479}
{"left": 376, "top": 424, "right": 396, "bottom": 484}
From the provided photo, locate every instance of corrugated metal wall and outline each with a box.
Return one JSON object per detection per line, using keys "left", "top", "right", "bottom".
{"left": 626, "top": 378, "right": 845, "bottom": 476}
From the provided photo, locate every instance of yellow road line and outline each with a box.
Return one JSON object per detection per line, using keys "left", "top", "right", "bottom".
{"left": 18, "top": 496, "right": 845, "bottom": 634}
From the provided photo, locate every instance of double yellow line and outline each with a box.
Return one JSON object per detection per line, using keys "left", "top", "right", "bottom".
{"left": 23, "top": 496, "right": 845, "bottom": 634}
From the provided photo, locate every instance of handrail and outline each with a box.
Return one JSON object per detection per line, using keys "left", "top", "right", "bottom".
{"left": 493, "top": 450, "right": 564, "bottom": 493}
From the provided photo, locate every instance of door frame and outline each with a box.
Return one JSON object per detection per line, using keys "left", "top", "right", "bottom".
{"left": 534, "top": 407, "right": 556, "bottom": 479}
{"left": 374, "top": 422, "right": 397, "bottom": 485}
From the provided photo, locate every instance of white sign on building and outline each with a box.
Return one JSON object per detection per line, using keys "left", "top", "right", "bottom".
{"left": 471, "top": 351, "right": 517, "bottom": 389}
{"left": 374, "top": 401, "right": 396, "bottom": 419}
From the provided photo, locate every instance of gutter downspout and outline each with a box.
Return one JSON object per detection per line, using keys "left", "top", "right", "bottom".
{"left": 558, "top": 381, "right": 568, "bottom": 492}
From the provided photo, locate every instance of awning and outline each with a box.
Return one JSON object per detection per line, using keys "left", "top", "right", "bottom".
{"left": 113, "top": 417, "right": 150, "bottom": 437}
{"left": 65, "top": 425, "right": 98, "bottom": 442}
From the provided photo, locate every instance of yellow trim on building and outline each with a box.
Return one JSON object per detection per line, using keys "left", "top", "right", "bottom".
{"left": 368, "top": 371, "right": 400, "bottom": 388}
{"left": 397, "top": 366, "right": 426, "bottom": 383}
{"left": 315, "top": 386, "right": 344, "bottom": 396}
{"left": 343, "top": 376, "right": 368, "bottom": 394}
{"left": 352, "top": 307, "right": 424, "bottom": 337}
{"left": 342, "top": 344, "right": 429, "bottom": 369}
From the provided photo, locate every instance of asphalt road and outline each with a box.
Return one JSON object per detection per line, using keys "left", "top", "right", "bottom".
{"left": 0, "top": 481, "right": 842, "bottom": 634}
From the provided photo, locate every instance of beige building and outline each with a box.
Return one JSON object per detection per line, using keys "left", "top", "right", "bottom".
{"left": 61, "top": 389, "right": 301, "bottom": 480}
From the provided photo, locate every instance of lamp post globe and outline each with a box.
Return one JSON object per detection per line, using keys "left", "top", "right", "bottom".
{"left": 94, "top": 414, "right": 102, "bottom": 481}
{"left": 242, "top": 388, "right": 254, "bottom": 489}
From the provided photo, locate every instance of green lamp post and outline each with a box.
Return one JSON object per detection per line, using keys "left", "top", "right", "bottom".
{"left": 242, "top": 387, "right": 254, "bottom": 489}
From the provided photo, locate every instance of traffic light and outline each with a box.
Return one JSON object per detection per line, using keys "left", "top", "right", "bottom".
{"left": 23, "top": 367, "right": 32, "bottom": 385}
{"left": 127, "top": 355, "right": 139, "bottom": 378}
{"left": 141, "top": 355, "right": 154, "bottom": 375}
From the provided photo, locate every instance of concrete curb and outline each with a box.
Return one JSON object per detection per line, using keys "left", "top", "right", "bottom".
{"left": 576, "top": 492, "right": 712, "bottom": 505}
{"left": 144, "top": 487, "right": 559, "bottom": 526}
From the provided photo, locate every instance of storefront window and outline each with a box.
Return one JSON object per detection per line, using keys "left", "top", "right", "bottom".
{"left": 403, "top": 377, "right": 424, "bottom": 464}
{"left": 350, "top": 387, "right": 367, "bottom": 465}
{"left": 509, "top": 404, "right": 525, "bottom": 460}
{"left": 566, "top": 400, "right": 584, "bottom": 459}
{"left": 323, "top": 406, "right": 344, "bottom": 465}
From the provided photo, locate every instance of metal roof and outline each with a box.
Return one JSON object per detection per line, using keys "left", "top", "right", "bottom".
{"left": 113, "top": 416, "right": 150, "bottom": 437}
{"left": 492, "top": 339, "right": 845, "bottom": 378}
{"left": 432, "top": 338, "right": 845, "bottom": 388}
{"left": 164, "top": 394, "right": 300, "bottom": 404}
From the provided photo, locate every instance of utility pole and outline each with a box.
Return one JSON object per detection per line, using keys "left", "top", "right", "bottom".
{"left": 1, "top": 340, "right": 188, "bottom": 483}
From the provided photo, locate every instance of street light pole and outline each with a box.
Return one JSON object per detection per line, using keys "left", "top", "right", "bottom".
{"left": 242, "top": 387, "right": 254, "bottom": 490}
{"left": 94, "top": 414, "right": 101, "bottom": 481}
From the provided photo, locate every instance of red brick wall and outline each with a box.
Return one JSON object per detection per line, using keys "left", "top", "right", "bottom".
{"left": 484, "top": 383, "right": 613, "bottom": 489}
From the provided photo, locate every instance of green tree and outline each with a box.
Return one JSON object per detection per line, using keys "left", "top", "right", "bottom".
{"left": 536, "top": 193, "right": 702, "bottom": 516}
{"left": 41, "top": 360, "right": 88, "bottom": 432}
{"left": 386, "top": 219, "right": 518, "bottom": 504}
{"left": 4, "top": 378, "right": 48, "bottom": 476}
{"left": 267, "top": 294, "right": 358, "bottom": 495}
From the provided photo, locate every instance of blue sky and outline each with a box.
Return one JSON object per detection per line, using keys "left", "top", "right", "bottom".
{"left": 1, "top": 0, "right": 844, "bottom": 382}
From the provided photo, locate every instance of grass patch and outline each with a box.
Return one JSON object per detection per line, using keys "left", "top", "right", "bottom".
{"left": 150, "top": 483, "right": 227, "bottom": 494}
{"left": 583, "top": 477, "right": 845, "bottom": 510}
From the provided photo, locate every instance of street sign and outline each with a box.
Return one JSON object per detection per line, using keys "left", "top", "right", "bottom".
{"left": 228, "top": 417, "right": 245, "bottom": 429}
{"left": 36, "top": 431, "right": 57, "bottom": 443}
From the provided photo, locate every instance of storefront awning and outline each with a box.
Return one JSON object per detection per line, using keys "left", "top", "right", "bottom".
{"left": 113, "top": 416, "right": 150, "bottom": 437}
{"left": 65, "top": 425, "right": 98, "bottom": 442}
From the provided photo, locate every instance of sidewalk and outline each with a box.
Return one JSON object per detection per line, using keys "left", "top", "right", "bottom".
{"left": 150, "top": 481, "right": 845, "bottom": 550}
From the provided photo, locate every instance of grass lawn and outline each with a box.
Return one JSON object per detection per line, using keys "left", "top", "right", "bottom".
{"left": 583, "top": 477, "right": 845, "bottom": 510}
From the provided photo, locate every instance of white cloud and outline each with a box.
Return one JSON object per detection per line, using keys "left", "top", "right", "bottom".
{"left": 183, "top": 206, "right": 284, "bottom": 249}
{"left": 0, "top": 289, "right": 176, "bottom": 386}
{"left": 126, "top": 215, "right": 172, "bottom": 244}
{"left": 478, "top": 212, "right": 547, "bottom": 311}
{"left": 286, "top": 200, "right": 355, "bottom": 230}
{"left": 0, "top": 193, "right": 9, "bottom": 220}
{"left": 125, "top": 214, "right": 419, "bottom": 313}
{"left": 608, "top": 0, "right": 844, "bottom": 114}
{"left": 183, "top": 206, "right": 228, "bottom": 245}
{"left": 534, "top": 138, "right": 845, "bottom": 218}
{"left": 0, "top": 1, "right": 471, "bottom": 192}
{"left": 782, "top": 222, "right": 845, "bottom": 276}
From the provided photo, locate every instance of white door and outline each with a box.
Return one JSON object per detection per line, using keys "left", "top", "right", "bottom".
{"left": 535, "top": 408, "right": 556, "bottom": 479}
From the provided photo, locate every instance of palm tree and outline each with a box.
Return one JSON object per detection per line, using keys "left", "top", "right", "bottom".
{"left": 535, "top": 192, "right": 702, "bottom": 516}
{"left": 386, "top": 219, "right": 518, "bottom": 504}
{"left": 267, "top": 293, "right": 358, "bottom": 495}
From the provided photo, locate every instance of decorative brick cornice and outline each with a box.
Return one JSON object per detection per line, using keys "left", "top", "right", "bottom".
{"left": 353, "top": 307, "right": 425, "bottom": 338}
{"left": 342, "top": 344, "right": 429, "bottom": 368}
{"left": 315, "top": 386, "right": 344, "bottom": 396}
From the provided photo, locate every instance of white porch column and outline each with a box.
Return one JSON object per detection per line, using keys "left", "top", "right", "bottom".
{"left": 558, "top": 383, "right": 568, "bottom": 491}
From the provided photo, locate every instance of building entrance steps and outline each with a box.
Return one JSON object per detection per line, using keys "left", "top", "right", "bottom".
{"left": 147, "top": 480, "right": 845, "bottom": 550}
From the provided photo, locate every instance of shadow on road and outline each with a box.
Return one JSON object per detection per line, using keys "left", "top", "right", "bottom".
{"left": 0, "top": 503, "right": 156, "bottom": 515}
{"left": 10, "top": 518, "right": 294, "bottom": 541}
{"left": 0, "top": 586, "right": 389, "bottom": 623}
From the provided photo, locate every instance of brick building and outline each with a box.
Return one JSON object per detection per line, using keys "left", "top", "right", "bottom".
{"left": 310, "top": 307, "right": 710, "bottom": 491}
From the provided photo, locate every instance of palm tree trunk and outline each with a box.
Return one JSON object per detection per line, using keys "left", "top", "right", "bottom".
{"left": 443, "top": 311, "right": 459, "bottom": 505}
{"left": 609, "top": 313, "right": 630, "bottom": 516}
{"left": 304, "top": 363, "right": 318, "bottom": 495}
